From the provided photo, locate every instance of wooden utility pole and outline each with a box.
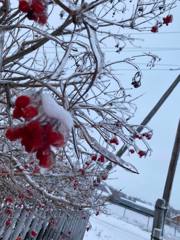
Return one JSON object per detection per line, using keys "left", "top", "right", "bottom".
{"left": 162, "top": 119, "right": 180, "bottom": 205}
{"left": 151, "top": 119, "right": 180, "bottom": 240}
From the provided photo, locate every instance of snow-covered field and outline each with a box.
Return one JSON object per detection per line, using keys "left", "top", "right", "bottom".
{"left": 84, "top": 204, "right": 180, "bottom": 240}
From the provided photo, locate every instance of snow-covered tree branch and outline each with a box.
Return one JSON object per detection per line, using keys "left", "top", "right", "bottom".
{"left": 0, "top": 0, "right": 177, "bottom": 217}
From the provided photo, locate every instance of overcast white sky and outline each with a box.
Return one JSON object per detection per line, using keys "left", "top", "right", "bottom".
{"left": 107, "top": 5, "right": 180, "bottom": 209}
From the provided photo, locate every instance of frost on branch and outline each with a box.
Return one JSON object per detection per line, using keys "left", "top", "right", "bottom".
{"left": 0, "top": 0, "right": 177, "bottom": 216}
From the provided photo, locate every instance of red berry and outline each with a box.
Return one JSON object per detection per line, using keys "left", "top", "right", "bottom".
{"left": 85, "top": 161, "right": 90, "bottom": 166}
{"left": 163, "top": 15, "right": 173, "bottom": 26}
{"left": 98, "top": 155, "right": 105, "bottom": 163}
{"left": 48, "top": 131, "right": 64, "bottom": 147}
{"left": 133, "top": 134, "right": 142, "bottom": 139}
{"left": 79, "top": 168, "right": 85, "bottom": 175}
{"left": 91, "top": 154, "right": 97, "bottom": 161}
{"left": 132, "top": 80, "right": 141, "bottom": 88}
{"left": 18, "top": 193, "right": 25, "bottom": 200}
{"left": 22, "top": 105, "right": 38, "bottom": 120}
{"left": 27, "top": 10, "right": 38, "bottom": 21}
{"left": 5, "top": 127, "right": 23, "bottom": 141}
{"left": 19, "top": 0, "right": 31, "bottom": 13}
{"left": 49, "top": 218, "right": 55, "bottom": 225}
{"left": 110, "top": 137, "right": 119, "bottom": 145}
{"left": 21, "top": 121, "right": 43, "bottom": 152}
{"left": 32, "top": 0, "right": 44, "bottom": 14}
{"left": 32, "top": 165, "right": 40, "bottom": 174}
{"left": 138, "top": 150, "right": 146, "bottom": 158}
{"left": 5, "top": 219, "right": 12, "bottom": 226}
{"left": 5, "top": 128, "right": 19, "bottom": 141}
{"left": 101, "top": 174, "right": 108, "bottom": 180}
{"left": 151, "top": 25, "right": 158, "bottom": 33}
{"left": 142, "top": 132, "right": 152, "bottom": 140}
{"left": 31, "top": 230, "right": 37, "bottom": 237}
{"left": 15, "top": 95, "right": 30, "bottom": 108}
{"left": 16, "top": 237, "right": 22, "bottom": 240}
{"left": 129, "top": 149, "right": 135, "bottom": 154}
{"left": 4, "top": 208, "right": 13, "bottom": 215}
{"left": 37, "top": 14, "right": 48, "bottom": 25}
{"left": 13, "top": 107, "right": 24, "bottom": 119}
{"left": 42, "top": 124, "right": 64, "bottom": 148}
{"left": 36, "top": 149, "right": 53, "bottom": 168}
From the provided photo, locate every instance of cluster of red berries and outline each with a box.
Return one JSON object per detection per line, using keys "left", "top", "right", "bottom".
{"left": 5, "top": 95, "right": 64, "bottom": 168}
{"left": 133, "top": 132, "right": 152, "bottom": 140}
{"left": 13, "top": 95, "right": 38, "bottom": 120}
{"left": 151, "top": 15, "right": 173, "bottom": 33}
{"left": 91, "top": 154, "right": 105, "bottom": 163}
{"left": 129, "top": 148, "right": 146, "bottom": 158}
{"left": 19, "top": 0, "right": 48, "bottom": 25}
{"left": 142, "top": 132, "right": 152, "bottom": 140}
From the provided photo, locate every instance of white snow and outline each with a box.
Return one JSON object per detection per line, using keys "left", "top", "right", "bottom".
{"left": 84, "top": 204, "right": 180, "bottom": 240}
{"left": 84, "top": 213, "right": 150, "bottom": 240}
{"left": 41, "top": 92, "right": 73, "bottom": 130}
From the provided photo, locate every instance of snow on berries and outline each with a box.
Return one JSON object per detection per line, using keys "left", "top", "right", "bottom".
{"left": 19, "top": 0, "right": 48, "bottom": 25}
{"left": 5, "top": 92, "right": 73, "bottom": 169}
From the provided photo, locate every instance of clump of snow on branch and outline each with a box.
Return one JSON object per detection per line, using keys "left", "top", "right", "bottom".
{"left": 41, "top": 92, "right": 73, "bottom": 131}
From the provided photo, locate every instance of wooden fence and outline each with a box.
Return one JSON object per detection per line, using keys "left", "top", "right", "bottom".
{"left": 0, "top": 207, "right": 89, "bottom": 240}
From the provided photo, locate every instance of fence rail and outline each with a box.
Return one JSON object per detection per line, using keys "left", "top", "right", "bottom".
{"left": 0, "top": 207, "right": 89, "bottom": 240}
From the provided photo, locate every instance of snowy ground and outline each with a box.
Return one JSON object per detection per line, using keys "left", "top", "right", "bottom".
{"left": 84, "top": 213, "right": 150, "bottom": 240}
{"left": 84, "top": 204, "right": 180, "bottom": 240}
